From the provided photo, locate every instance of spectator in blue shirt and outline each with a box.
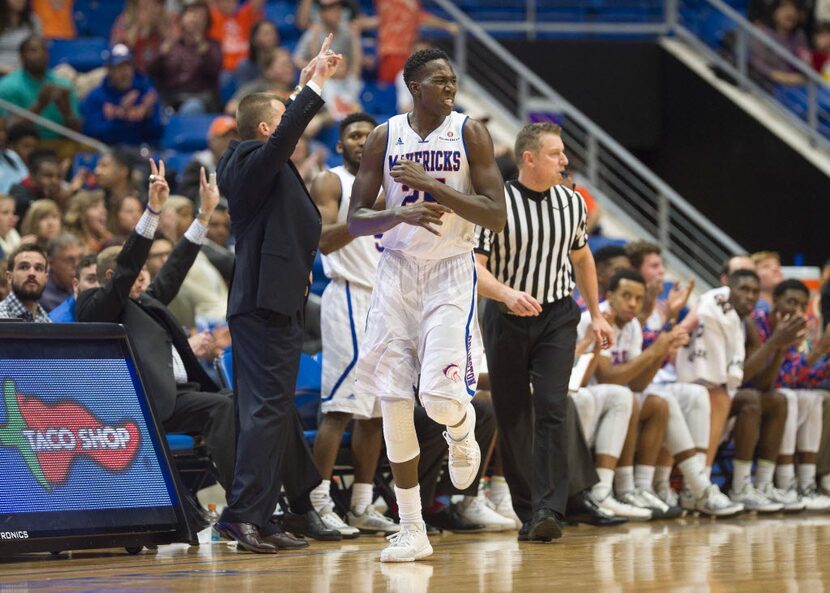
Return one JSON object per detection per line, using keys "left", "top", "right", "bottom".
{"left": 49, "top": 253, "right": 98, "bottom": 323}
{"left": 81, "top": 44, "right": 162, "bottom": 146}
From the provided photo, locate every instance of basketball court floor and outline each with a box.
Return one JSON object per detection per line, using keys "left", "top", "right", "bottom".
{"left": 3, "top": 514, "right": 830, "bottom": 592}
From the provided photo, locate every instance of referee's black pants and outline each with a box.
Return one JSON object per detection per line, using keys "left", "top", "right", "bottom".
{"left": 482, "top": 297, "right": 580, "bottom": 521}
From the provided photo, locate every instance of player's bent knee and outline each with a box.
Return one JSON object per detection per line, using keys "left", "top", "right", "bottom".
{"left": 421, "top": 394, "right": 467, "bottom": 427}
{"left": 380, "top": 398, "right": 420, "bottom": 464}
{"left": 608, "top": 385, "right": 633, "bottom": 415}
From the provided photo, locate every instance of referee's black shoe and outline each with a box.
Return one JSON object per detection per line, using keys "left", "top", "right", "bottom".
{"left": 566, "top": 491, "right": 629, "bottom": 527}
{"left": 521, "top": 508, "right": 563, "bottom": 543}
{"left": 278, "top": 510, "right": 343, "bottom": 541}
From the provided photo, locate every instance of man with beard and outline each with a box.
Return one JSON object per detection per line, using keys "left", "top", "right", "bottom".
{"left": 0, "top": 242, "right": 50, "bottom": 322}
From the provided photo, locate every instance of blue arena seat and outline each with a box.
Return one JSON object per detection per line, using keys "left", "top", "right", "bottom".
{"left": 360, "top": 82, "right": 397, "bottom": 117}
{"left": 74, "top": 0, "right": 125, "bottom": 38}
{"left": 161, "top": 114, "right": 216, "bottom": 152}
{"left": 71, "top": 152, "right": 101, "bottom": 178}
{"left": 162, "top": 150, "right": 196, "bottom": 184}
{"left": 166, "top": 433, "right": 196, "bottom": 452}
{"left": 311, "top": 251, "right": 330, "bottom": 296}
{"left": 48, "top": 38, "right": 108, "bottom": 72}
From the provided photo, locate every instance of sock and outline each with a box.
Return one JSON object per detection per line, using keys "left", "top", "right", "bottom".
{"left": 591, "top": 467, "right": 615, "bottom": 501}
{"left": 798, "top": 463, "right": 817, "bottom": 491}
{"left": 696, "top": 452, "right": 707, "bottom": 468}
{"left": 654, "top": 465, "right": 673, "bottom": 490}
{"left": 310, "top": 480, "right": 331, "bottom": 513}
{"left": 447, "top": 403, "right": 474, "bottom": 441}
{"left": 615, "top": 466, "right": 635, "bottom": 496}
{"left": 732, "top": 460, "right": 752, "bottom": 491}
{"left": 754, "top": 459, "right": 776, "bottom": 488}
{"left": 678, "top": 456, "right": 708, "bottom": 498}
{"left": 351, "top": 482, "right": 374, "bottom": 515}
{"left": 489, "top": 476, "right": 510, "bottom": 504}
{"left": 704, "top": 466, "right": 712, "bottom": 480}
{"left": 775, "top": 463, "right": 796, "bottom": 490}
{"left": 634, "top": 465, "right": 656, "bottom": 492}
{"left": 395, "top": 484, "right": 423, "bottom": 527}
{"left": 821, "top": 474, "right": 830, "bottom": 492}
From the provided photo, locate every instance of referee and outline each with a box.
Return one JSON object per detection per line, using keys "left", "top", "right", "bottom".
{"left": 476, "top": 122, "right": 614, "bottom": 542}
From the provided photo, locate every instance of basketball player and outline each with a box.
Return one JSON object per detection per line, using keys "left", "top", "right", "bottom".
{"left": 581, "top": 269, "right": 742, "bottom": 517}
{"left": 347, "top": 48, "right": 506, "bottom": 562}
{"left": 307, "top": 112, "right": 400, "bottom": 536}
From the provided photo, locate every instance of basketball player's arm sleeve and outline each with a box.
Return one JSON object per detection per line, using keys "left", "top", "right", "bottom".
{"left": 424, "top": 118, "right": 506, "bottom": 232}
{"left": 347, "top": 124, "right": 402, "bottom": 236}
{"left": 312, "top": 171, "right": 354, "bottom": 254}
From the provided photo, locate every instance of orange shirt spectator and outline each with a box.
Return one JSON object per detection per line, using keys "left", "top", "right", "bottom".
{"left": 32, "top": 0, "right": 75, "bottom": 40}
{"left": 374, "top": 0, "right": 457, "bottom": 83}
{"left": 208, "top": 0, "right": 264, "bottom": 72}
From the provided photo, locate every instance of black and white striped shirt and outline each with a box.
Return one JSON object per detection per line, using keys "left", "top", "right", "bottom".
{"left": 475, "top": 180, "right": 588, "bottom": 304}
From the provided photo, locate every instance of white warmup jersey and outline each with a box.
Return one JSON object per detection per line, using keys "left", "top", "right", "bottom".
{"left": 320, "top": 167, "right": 383, "bottom": 418}
{"left": 320, "top": 166, "right": 383, "bottom": 290}
{"left": 380, "top": 111, "right": 473, "bottom": 259}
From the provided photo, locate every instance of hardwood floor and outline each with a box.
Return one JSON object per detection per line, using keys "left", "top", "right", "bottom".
{"left": 2, "top": 514, "right": 830, "bottom": 592}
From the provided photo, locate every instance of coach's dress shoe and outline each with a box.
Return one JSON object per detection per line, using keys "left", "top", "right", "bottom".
{"left": 214, "top": 520, "right": 278, "bottom": 554}
{"left": 264, "top": 526, "right": 310, "bottom": 550}
{"left": 566, "top": 491, "right": 629, "bottom": 527}
{"left": 424, "top": 506, "right": 486, "bottom": 533}
{"left": 525, "top": 508, "right": 563, "bottom": 543}
{"left": 280, "top": 510, "right": 342, "bottom": 541}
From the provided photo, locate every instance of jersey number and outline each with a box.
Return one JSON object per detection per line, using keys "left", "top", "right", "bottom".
{"left": 400, "top": 178, "right": 446, "bottom": 206}
{"left": 373, "top": 233, "right": 384, "bottom": 253}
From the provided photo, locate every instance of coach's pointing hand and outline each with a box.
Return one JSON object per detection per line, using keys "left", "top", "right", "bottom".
{"left": 311, "top": 33, "right": 343, "bottom": 88}
{"left": 395, "top": 202, "right": 452, "bottom": 236}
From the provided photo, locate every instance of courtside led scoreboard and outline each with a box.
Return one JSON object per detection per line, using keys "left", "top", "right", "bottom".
{"left": 0, "top": 323, "right": 190, "bottom": 554}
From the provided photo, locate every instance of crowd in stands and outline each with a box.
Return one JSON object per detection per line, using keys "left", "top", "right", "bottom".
{"left": 0, "top": 0, "right": 829, "bottom": 540}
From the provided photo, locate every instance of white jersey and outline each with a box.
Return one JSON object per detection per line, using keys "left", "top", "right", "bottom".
{"left": 577, "top": 301, "right": 643, "bottom": 385}
{"left": 381, "top": 111, "right": 474, "bottom": 259}
{"left": 321, "top": 166, "right": 383, "bottom": 290}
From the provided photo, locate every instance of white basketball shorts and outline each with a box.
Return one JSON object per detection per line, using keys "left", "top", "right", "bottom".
{"left": 320, "top": 279, "right": 381, "bottom": 419}
{"left": 355, "top": 249, "right": 482, "bottom": 404}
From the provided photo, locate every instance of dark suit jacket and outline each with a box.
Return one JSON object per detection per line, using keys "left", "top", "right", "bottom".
{"left": 216, "top": 87, "right": 324, "bottom": 319}
{"left": 75, "top": 230, "right": 220, "bottom": 422}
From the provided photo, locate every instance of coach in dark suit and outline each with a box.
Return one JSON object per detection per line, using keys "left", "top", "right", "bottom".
{"left": 214, "top": 37, "right": 343, "bottom": 553}
{"left": 75, "top": 162, "right": 234, "bottom": 489}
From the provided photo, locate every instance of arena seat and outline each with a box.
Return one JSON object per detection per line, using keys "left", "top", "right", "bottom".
{"left": 70, "top": 152, "right": 101, "bottom": 178}
{"left": 360, "top": 82, "right": 397, "bottom": 118}
{"left": 162, "top": 150, "right": 197, "bottom": 186}
{"left": 74, "top": 0, "right": 125, "bottom": 38}
{"left": 161, "top": 114, "right": 217, "bottom": 152}
{"left": 48, "top": 38, "right": 108, "bottom": 73}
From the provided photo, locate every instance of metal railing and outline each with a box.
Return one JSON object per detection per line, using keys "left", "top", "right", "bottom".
{"left": 434, "top": 0, "right": 746, "bottom": 286}
{"left": 673, "top": 0, "right": 830, "bottom": 150}
{"left": 0, "top": 96, "right": 109, "bottom": 154}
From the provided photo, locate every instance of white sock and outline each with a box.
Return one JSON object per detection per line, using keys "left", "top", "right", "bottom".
{"left": 634, "top": 465, "right": 656, "bottom": 492}
{"left": 696, "top": 452, "right": 707, "bottom": 467}
{"left": 820, "top": 473, "right": 830, "bottom": 492}
{"left": 489, "top": 476, "right": 510, "bottom": 504}
{"left": 351, "top": 482, "right": 374, "bottom": 515}
{"left": 447, "top": 403, "right": 474, "bottom": 441}
{"left": 677, "top": 456, "right": 708, "bottom": 498}
{"left": 395, "top": 484, "right": 423, "bottom": 527}
{"left": 775, "top": 463, "right": 796, "bottom": 490}
{"left": 798, "top": 463, "right": 817, "bottom": 491}
{"left": 704, "top": 465, "right": 712, "bottom": 480}
{"left": 615, "top": 466, "right": 635, "bottom": 495}
{"left": 755, "top": 459, "right": 776, "bottom": 488}
{"left": 732, "top": 460, "right": 752, "bottom": 491}
{"left": 310, "top": 480, "right": 331, "bottom": 513}
{"left": 592, "top": 467, "right": 615, "bottom": 501}
{"left": 654, "top": 465, "right": 673, "bottom": 489}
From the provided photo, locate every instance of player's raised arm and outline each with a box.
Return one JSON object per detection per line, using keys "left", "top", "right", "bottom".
{"left": 348, "top": 124, "right": 451, "bottom": 237}
{"left": 389, "top": 118, "right": 506, "bottom": 232}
